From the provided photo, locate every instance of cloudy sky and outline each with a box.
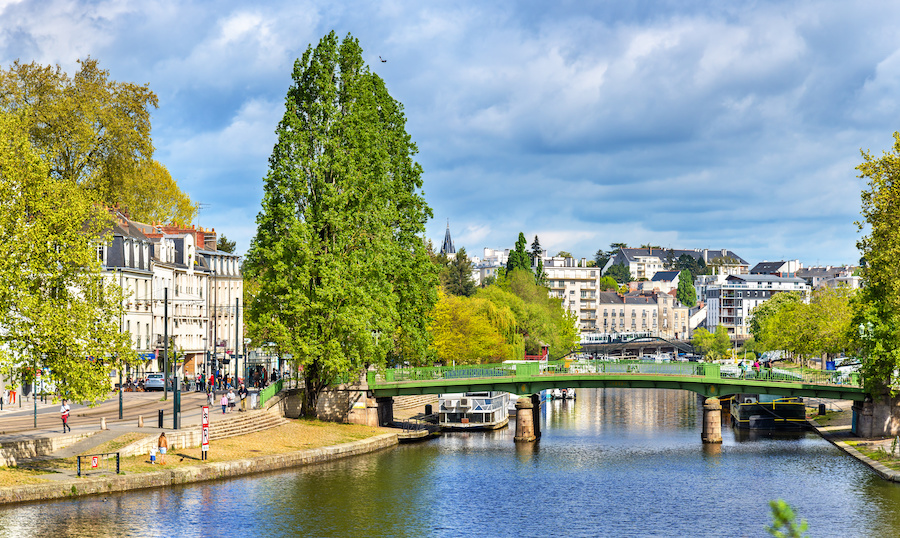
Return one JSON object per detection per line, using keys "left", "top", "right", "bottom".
{"left": 2, "top": 0, "right": 898, "bottom": 267}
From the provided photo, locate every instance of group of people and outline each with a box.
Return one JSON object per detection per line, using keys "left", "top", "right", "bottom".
{"left": 737, "top": 358, "right": 774, "bottom": 378}
{"left": 211, "top": 383, "right": 250, "bottom": 414}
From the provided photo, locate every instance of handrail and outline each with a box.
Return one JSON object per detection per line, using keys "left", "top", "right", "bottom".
{"left": 257, "top": 378, "right": 284, "bottom": 408}
{"left": 372, "top": 359, "right": 861, "bottom": 390}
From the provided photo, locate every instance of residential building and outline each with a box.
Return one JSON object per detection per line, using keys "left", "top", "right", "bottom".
{"left": 597, "top": 291, "right": 690, "bottom": 340}
{"left": 603, "top": 247, "right": 749, "bottom": 281}
{"left": 542, "top": 256, "right": 601, "bottom": 333}
{"left": 639, "top": 270, "right": 680, "bottom": 294}
{"left": 705, "top": 274, "right": 810, "bottom": 337}
{"left": 796, "top": 265, "right": 861, "bottom": 290}
{"left": 197, "top": 247, "right": 244, "bottom": 376}
{"left": 472, "top": 247, "right": 510, "bottom": 286}
{"left": 750, "top": 260, "right": 802, "bottom": 278}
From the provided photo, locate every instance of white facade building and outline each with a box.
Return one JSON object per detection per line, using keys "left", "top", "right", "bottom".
{"left": 705, "top": 274, "right": 810, "bottom": 337}
{"left": 542, "top": 256, "right": 602, "bottom": 333}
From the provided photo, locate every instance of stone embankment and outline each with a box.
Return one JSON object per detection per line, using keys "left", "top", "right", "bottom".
{"left": 0, "top": 432, "right": 398, "bottom": 504}
{"left": 809, "top": 419, "right": 900, "bottom": 482}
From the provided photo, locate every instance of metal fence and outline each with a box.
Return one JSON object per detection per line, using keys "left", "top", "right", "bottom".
{"left": 76, "top": 452, "right": 120, "bottom": 477}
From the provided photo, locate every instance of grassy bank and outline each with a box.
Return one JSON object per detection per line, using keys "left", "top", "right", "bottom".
{"left": 1, "top": 419, "right": 387, "bottom": 486}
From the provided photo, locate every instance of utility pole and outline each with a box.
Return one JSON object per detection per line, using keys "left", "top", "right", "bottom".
{"left": 235, "top": 297, "right": 240, "bottom": 386}
{"left": 164, "top": 287, "right": 169, "bottom": 401}
{"left": 118, "top": 268, "right": 124, "bottom": 420}
{"left": 213, "top": 270, "right": 217, "bottom": 390}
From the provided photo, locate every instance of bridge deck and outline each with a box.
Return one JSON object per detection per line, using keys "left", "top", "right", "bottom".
{"left": 368, "top": 360, "right": 866, "bottom": 401}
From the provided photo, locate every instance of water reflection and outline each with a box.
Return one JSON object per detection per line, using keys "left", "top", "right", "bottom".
{"left": 2, "top": 388, "right": 900, "bottom": 537}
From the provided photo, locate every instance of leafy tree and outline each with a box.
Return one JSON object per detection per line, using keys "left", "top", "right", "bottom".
{"left": 595, "top": 242, "right": 627, "bottom": 270}
{"left": 640, "top": 244, "right": 662, "bottom": 249}
{"left": 428, "top": 292, "right": 517, "bottom": 364}
{"left": 599, "top": 276, "right": 618, "bottom": 291}
{"left": 445, "top": 247, "right": 476, "bottom": 297}
{"left": 853, "top": 132, "right": 900, "bottom": 394}
{"left": 691, "top": 326, "right": 731, "bottom": 361}
{"left": 605, "top": 263, "right": 632, "bottom": 284}
{"left": 505, "top": 232, "right": 531, "bottom": 273}
{"left": 217, "top": 235, "right": 237, "bottom": 254}
{"left": 676, "top": 270, "right": 697, "bottom": 307}
{"left": 534, "top": 257, "right": 548, "bottom": 286}
{"left": 556, "top": 251, "right": 573, "bottom": 258}
{"left": 0, "top": 111, "right": 134, "bottom": 402}
{"left": 244, "top": 32, "right": 438, "bottom": 415}
{"left": 676, "top": 253, "right": 706, "bottom": 279}
{"left": 665, "top": 249, "right": 676, "bottom": 270}
{"left": 0, "top": 58, "right": 196, "bottom": 222}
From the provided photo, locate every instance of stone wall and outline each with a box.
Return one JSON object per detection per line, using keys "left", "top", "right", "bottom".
{"left": 852, "top": 395, "right": 900, "bottom": 438}
{"left": 0, "top": 432, "right": 97, "bottom": 466}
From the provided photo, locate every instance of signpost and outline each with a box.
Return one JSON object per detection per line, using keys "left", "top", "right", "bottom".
{"left": 201, "top": 406, "right": 210, "bottom": 460}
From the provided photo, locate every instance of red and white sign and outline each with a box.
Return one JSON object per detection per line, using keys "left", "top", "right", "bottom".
{"left": 202, "top": 406, "right": 210, "bottom": 452}
{"left": 91, "top": 456, "right": 99, "bottom": 468}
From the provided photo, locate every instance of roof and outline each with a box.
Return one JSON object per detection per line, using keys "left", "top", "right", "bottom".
{"left": 651, "top": 270, "right": 680, "bottom": 282}
{"left": 610, "top": 248, "right": 748, "bottom": 266}
{"left": 749, "top": 261, "right": 788, "bottom": 274}
{"left": 726, "top": 274, "right": 807, "bottom": 284}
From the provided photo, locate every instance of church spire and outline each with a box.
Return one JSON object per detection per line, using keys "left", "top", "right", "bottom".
{"left": 440, "top": 220, "right": 456, "bottom": 256}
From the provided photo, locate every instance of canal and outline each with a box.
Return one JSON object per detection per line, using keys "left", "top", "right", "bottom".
{"left": 2, "top": 388, "right": 900, "bottom": 537}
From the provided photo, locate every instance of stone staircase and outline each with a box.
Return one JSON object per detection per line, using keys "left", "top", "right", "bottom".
{"left": 207, "top": 409, "right": 290, "bottom": 441}
{"left": 393, "top": 394, "right": 437, "bottom": 411}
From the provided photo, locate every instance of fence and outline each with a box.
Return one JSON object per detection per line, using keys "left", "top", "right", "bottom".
{"left": 77, "top": 452, "right": 120, "bottom": 477}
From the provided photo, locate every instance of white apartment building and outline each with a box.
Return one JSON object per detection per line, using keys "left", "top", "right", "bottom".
{"left": 472, "top": 247, "right": 510, "bottom": 286}
{"left": 603, "top": 247, "right": 749, "bottom": 281}
{"left": 198, "top": 248, "right": 243, "bottom": 375}
{"left": 542, "top": 256, "right": 601, "bottom": 333}
{"left": 597, "top": 291, "right": 690, "bottom": 340}
{"left": 705, "top": 274, "right": 810, "bottom": 337}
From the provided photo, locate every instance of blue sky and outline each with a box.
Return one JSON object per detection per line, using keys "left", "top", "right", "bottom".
{"left": 2, "top": 0, "right": 898, "bottom": 267}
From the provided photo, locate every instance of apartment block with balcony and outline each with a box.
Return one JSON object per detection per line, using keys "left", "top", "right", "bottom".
{"left": 705, "top": 274, "right": 810, "bottom": 337}
{"left": 541, "top": 256, "right": 602, "bottom": 334}
{"left": 597, "top": 291, "right": 690, "bottom": 340}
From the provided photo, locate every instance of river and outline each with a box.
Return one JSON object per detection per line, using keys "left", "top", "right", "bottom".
{"left": 2, "top": 388, "right": 900, "bottom": 537}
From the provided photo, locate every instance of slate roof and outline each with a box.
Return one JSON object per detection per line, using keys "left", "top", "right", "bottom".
{"left": 609, "top": 248, "right": 748, "bottom": 266}
{"left": 749, "top": 261, "right": 788, "bottom": 274}
{"left": 651, "top": 270, "right": 680, "bottom": 282}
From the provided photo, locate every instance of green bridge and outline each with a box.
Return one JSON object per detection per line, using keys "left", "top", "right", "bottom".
{"left": 367, "top": 359, "right": 867, "bottom": 401}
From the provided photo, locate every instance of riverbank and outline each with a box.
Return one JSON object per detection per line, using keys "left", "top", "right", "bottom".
{"left": 0, "top": 421, "right": 399, "bottom": 504}
{"left": 806, "top": 400, "right": 900, "bottom": 482}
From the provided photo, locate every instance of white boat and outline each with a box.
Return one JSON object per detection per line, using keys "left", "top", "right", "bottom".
{"left": 438, "top": 392, "right": 510, "bottom": 430}
{"left": 551, "top": 388, "right": 563, "bottom": 400}
{"left": 561, "top": 388, "right": 576, "bottom": 400}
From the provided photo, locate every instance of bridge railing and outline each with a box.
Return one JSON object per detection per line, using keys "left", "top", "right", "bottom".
{"left": 371, "top": 359, "right": 860, "bottom": 388}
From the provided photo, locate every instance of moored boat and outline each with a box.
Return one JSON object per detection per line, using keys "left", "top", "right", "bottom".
{"left": 439, "top": 392, "right": 510, "bottom": 430}
{"left": 730, "top": 394, "right": 807, "bottom": 430}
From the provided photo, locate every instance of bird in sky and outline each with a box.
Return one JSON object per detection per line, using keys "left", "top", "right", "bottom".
{"left": 379, "top": 56, "right": 386, "bottom": 62}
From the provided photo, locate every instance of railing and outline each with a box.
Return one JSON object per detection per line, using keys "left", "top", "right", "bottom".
{"left": 371, "top": 359, "right": 862, "bottom": 389}
{"left": 77, "top": 452, "right": 120, "bottom": 477}
{"left": 257, "top": 378, "right": 283, "bottom": 408}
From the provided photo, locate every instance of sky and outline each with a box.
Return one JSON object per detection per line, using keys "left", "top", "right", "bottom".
{"left": 2, "top": 0, "right": 898, "bottom": 267}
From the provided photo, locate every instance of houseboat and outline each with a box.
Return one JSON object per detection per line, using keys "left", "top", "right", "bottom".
{"left": 439, "top": 392, "right": 510, "bottom": 430}
{"left": 730, "top": 394, "right": 807, "bottom": 430}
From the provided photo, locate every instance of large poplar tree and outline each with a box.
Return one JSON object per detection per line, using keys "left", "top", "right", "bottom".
{"left": 244, "top": 32, "right": 438, "bottom": 415}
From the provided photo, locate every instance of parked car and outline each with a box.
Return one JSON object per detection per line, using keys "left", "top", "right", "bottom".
{"left": 144, "top": 373, "right": 166, "bottom": 391}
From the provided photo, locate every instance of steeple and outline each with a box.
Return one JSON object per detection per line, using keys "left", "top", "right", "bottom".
{"left": 440, "top": 220, "right": 456, "bottom": 256}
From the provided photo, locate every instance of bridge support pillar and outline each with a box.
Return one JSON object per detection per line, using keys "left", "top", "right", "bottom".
{"left": 376, "top": 397, "right": 393, "bottom": 427}
{"left": 701, "top": 397, "right": 722, "bottom": 444}
{"left": 531, "top": 393, "right": 541, "bottom": 439}
{"left": 514, "top": 397, "right": 536, "bottom": 442}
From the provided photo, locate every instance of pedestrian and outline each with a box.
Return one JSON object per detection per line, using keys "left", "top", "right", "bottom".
{"left": 157, "top": 432, "right": 168, "bottom": 465}
{"left": 227, "top": 388, "right": 236, "bottom": 412}
{"left": 209, "top": 373, "right": 215, "bottom": 392}
{"left": 207, "top": 389, "right": 215, "bottom": 407}
{"left": 238, "top": 383, "right": 248, "bottom": 412}
{"left": 60, "top": 399, "right": 71, "bottom": 433}
{"left": 220, "top": 392, "right": 228, "bottom": 414}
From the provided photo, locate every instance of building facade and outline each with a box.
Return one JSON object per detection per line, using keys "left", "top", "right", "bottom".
{"left": 542, "top": 257, "right": 601, "bottom": 333}
{"left": 597, "top": 291, "right": 690, "bottom": 340}
{"left": 603, "top": 247, "right": 749, "bottom": 281}
{"left": 705, "top": 274, "right": 810, "bottom": 337}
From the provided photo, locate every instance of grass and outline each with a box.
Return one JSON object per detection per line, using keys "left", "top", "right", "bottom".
{"left": 850, "top": 441, "right": 900, "bottom": 471}
{"left": 808, "top": 409, "right": 845, "bottom": 425}
{"left": 2, "top": 419, "right": 388, "bottom": 482}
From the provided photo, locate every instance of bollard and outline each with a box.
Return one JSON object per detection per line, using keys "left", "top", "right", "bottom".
{"left": 158, "top": 409, "right": 164, "bottom": 429}
{"left": 818, "top": 403, "right": 827, "bottom": 416}
{"left": 701, "top": 397, "right": 722, "bottom": 444}
{"left": 425, "top": 404, "right": 432, "bottom": 415}
{"left": 100, "top": 417, "right": 107, "bottom": 430}
{"left": 138, "top": 415, "right": 144, "bottom": 428}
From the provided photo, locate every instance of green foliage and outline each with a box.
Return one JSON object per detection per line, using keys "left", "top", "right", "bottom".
{"left": 665, "top": 249, "right": 676, "bottom": 270}
{"left": 594, "top": 242, "right": 627, "bottom": 270}
{"left": 605, "top": 263, "right": 632, "bottom": 284}
{"left": 0, "top": 111, "right": 135, "bottom": 402}
{"left": 556, "top": 251, "right": 573, "bottom": 259}
{"left": 216, "top": 235, "right": 237, "bottom": 254}
{"left": 0, "top": 58, "right": 196, "bottom": 224}
{"left": 445, "top": 247, "right": 476, "bottom": 297}
{"left": 599, "top": 276, "right": 618, "bottom": 291}
{"left": 691, "top": 326, "right": 731, "bottom": 360}
{"left": 766, "top": 499, "right": 808, "bottom": 538}
{"left": 529, "top": 235, "right": 543, "bottom": 264}
{"left": 428, "top": 291, "right": 520, "bottom": 364}
{"left": 854, "top": 132, "right": 900, "bottom": 394}
{"left": 505, "top": 232, "right": 531, "bottom": 274}
{"left": 675, "top": 253, "right": 706, "bottom": 279}
{"left": 676, "top": 270, "right": 697, "bottom": 307}
{"left": 243, "top": 32, "right": 437, "bottom": 415}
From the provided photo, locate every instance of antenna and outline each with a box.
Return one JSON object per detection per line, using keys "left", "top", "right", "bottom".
{"left": 195, "top": 202, "right": 211, "bottom": 226}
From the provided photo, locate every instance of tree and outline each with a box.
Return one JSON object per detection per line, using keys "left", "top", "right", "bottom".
{"left": 428, "top": 291, "right": 519, "bottom": 364}
{"left": 605, "top": 263, "right": 632, "bottom": 284}
{"left": 446, "top": 247, "right": 476, "bottom": 297}
{"left": 556, "top": 251, "right": 573, "bottom": 259}
{"left": 595, "top": 242, "right": 627, "bottom": 270}
{"left": 244, "top": 32, "right": 438, "bottom": 415}
{"left": 505, "top": 232, "right": 530, "bottom": 273}
{"left": 767, "top": 499, "right": 808, "bottom": 538}
{"left": 676, "top": 270, "right": 697, "bottom": 307}
{"left": 665, "top": 249, "right": 676, "bottom": 270}
{"left": 529, "top": 235, "right": 543, "bottom": 264}
{"left": 216, "top": 235, "right": 237, "bottom": 254}
{"left": 691, "top": 326, "right": 731, "bottom": 361}
{"left": 599, "top": 276, "right": 618, "bottom": 291}
{"left": 676, "top": 253, "right": 706, "bottom": 279}
{"left": 0, "top": 111, "right": 134, "bottom": 402}
{"left": 0, "top": 58, "right": 196, "bottom": 221}
{"left": 854, "top": 132, "right": 900, "bottom": 394}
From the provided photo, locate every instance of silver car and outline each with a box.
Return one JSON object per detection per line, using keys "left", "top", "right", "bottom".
{"left": 145, "top": 373, "right": 166, "bottom": 391}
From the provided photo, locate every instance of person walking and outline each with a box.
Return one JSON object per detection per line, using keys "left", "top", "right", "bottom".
{"left": 227, "top": 388, "right": 236, "bottom": 412}
{"left": 238, "top": 383, "right": 248, "bottom": 412}
{"left": 60, "top": 399, "right": 71, "bottom": 433}
{"left": 220, "top": 392, "right": 228, "bottom": 414}
{"left": 157, "top": 432, "right": 168, "bottom": 465}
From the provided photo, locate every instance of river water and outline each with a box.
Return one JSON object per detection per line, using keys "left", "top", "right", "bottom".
{"left": 3, "top": 388, "right": 900, "bottom": 537}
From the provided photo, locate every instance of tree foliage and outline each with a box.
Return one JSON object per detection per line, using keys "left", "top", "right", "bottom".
{"left": 216, "top": 235, "right": 237, "bottom": 254}
{"left": 676, "top": 253, "right": 706, "bottom": 279}
{"left": 594, "top": 242, "right": 627, "bottom": 270}
{"left": 0, "top": 111, "right": 134, "bottom": 402}
{"left": 691, "top": 326, "right": 731, "bottom": 361}
{"left": 853, "top": 132, "right": 900, "bottom": 393}
{"left": 605, "top": 263, "right": 632, "bottom": 284}
{"left": 428, "top": 291, "right": 520, "bottom": 364}
{"left": 445, "top": 247, "right": 476, "bottom": 297}
{"left": 244, "top": 32, "right": 438, "bottom": 415}
{"left": 0, "top": 58, "right": 196, "bottom": 223}
{"left": 676, "top": 269, "right": 697, "bottom": 307}
{"left": 506, "top": 232, "right": 531, "bottom": 273}
{"left": 599, "top": 276, "right": 618, "bottom": 291}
